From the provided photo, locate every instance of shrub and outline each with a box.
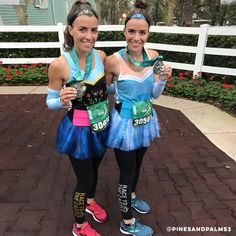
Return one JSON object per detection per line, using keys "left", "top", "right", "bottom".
{"left": 164, "top": 72, "right": 236, "bottom": 115}
{"left": 0, "top": 63, "right": 49, "bottom": 85}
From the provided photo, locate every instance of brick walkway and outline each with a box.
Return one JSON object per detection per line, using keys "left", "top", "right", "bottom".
{"left": 0, "top": 94, "right": 236, "bottom": 236}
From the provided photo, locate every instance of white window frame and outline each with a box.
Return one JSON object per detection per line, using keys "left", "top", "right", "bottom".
{"left": 35, "top": 0, "right": 48, "bottom": 9}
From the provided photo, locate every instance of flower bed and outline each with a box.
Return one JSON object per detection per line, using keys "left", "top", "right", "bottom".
{"left": 0, "top": 63, "right": 49, "bottom": 85}
{"left": 0, "top": 63, "right": 235, "bottom": 116}
{"left": 165, "top": 72, "right": 236, "bottom": 116}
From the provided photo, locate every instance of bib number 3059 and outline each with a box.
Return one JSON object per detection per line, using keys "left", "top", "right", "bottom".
{"left": 87, "top": 100, "right": 109, "bottom": 132}
{"left": 133, "top": 100, "right": 152, "bottom": 127}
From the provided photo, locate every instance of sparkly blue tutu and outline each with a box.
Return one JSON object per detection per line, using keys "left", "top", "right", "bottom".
{"left": 107, "top": 108, "right": 160, "bottom": 151}
{"left": 56, "top": 115, "right": 109, "bottom": 160}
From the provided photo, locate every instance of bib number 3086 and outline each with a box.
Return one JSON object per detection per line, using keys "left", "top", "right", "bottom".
{"left": 133, "top": 100, "right": 152, "bottom": 127}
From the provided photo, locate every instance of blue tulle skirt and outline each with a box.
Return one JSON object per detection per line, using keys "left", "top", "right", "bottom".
{"left": 56, "top": 115, "right": 108, "bottom": 160}
{"left": 107, "top": 108, "right": 160, "bottom": 151}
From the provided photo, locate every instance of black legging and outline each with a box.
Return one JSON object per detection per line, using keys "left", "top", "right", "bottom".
{"left": 69, "top": 156, "right": 103, "bottom": 224}
{"left": 114, "top": 147, "right": 147, "bottom": 220}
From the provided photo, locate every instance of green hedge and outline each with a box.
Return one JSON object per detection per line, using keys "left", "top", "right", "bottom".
{"left": 1, "top": 31, "right": 235, "bottom": 63}
{"left": 0, "top": 31, "right": 235, "bottom": 83}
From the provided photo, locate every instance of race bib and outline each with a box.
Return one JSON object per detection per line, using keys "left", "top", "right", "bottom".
{"left": 87, "top": 100, "right": 109, "bottom": 132}
{"left": 132, "top": 100, "right": 152, "bottom": 126}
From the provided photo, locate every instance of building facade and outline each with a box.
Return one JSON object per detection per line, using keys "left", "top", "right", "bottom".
{"left": 0, "top": 0, "right": 96, "bottom": 25}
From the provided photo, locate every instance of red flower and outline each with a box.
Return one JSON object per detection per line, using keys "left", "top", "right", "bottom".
{"left": 4, "top": 67, "right": 11, "bottom": 72}
{"left": 178, "top": 75, "right": 185, "bottom": 80}
{"left": 42, "top": 69, "right": 48, "bottom": 73}
{"left": 221, "top": 83, "right": 233, "bottom": 89}
{"left": 32, "top": 64, "right": 38, "bottom": 67}
{"left": 179, "top": 72, "right": 184, "bottom": 77}
{"left": 184, "top": 71, "right": 189, "bottom": 76}
{"left": 15, "top": 71, "right": 22, "bottom": 75}
{"left": 6, "top": 74, "right": 13, "bottom": 79}
{"left": 167, "top": 83, "right": 173, "bottom": 88}
{"left": 168, "top": 78, "right": 172, "bottom": 83}
{"left": 21, "top": 65, "right": 29, "bottom": 68}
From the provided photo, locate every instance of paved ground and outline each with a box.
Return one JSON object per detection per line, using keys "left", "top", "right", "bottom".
{"left": 0, "top": 94, "right": 236, "bottom": 236}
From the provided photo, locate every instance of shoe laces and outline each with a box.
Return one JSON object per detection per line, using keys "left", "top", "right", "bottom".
{"left": 88, "top": 201, "right": 103, "bottom": 213}
{"left": 79, "top": 222, "right": 96, "bottom": 234}
{"left": 133, "top": 198, "right": 144, "bottom": 206}
{"left": 131, "top": 218, "right": 145, "bottom": 231}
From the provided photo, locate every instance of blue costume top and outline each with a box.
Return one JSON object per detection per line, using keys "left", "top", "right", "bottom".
{"left": 107, "top": 49, "right": 160, "bottom": 151}
{"left": 56, "top": 48, "right": 109, "bottom": 160}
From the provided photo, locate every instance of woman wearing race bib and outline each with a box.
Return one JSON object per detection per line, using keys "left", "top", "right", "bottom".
{"left": 46, "top": 1, "right": 109, "bottom": 235}
{"left": 105, "top": 1, "right": 172, "bottom": 235}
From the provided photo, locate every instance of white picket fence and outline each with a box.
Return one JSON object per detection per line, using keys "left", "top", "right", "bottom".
{"left": 0, "top": 23, "right": 236, "bottom": 76}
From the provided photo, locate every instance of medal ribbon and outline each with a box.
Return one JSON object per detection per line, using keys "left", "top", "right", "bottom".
{"left": 126, "top": 46, "right": 163, "bottom": 67}
{"left": 70, "top": 47, "right": 93, "bottom": 82}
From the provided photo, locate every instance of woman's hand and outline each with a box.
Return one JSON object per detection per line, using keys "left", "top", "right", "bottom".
{"left": 159, "top": 63, "right": 172, "bottom": 81}
{"left": 60, "top": 87, "right": 77, "bottom": 109}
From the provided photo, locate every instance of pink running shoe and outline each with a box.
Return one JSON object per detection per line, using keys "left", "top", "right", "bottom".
{"left": 85, "top": 201, "right": 107, "bottom": 223}
{"left": 72, "top": 222, "right": 101, "bottom": 236}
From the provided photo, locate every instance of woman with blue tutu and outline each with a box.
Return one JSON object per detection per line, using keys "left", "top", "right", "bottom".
{"left": 46, "top": 1, "right": 108, "bottom": 235}
{"left": 105, "top": 1, "right": 172, "bottom": 235}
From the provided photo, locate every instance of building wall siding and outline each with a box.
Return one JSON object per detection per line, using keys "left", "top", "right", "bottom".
{"left": 0, "top": 0, "right": 96, "bottom": 25}
{"left": 0, "top": 0, "right": 57, "bottom": 25}
{"left": 53, "top": 0, "right": 67, "bottom": 25}
{"left": 0, "top": 5, "right": 19, "bottom": 25}
{"left": 28, "top": 0, "right": 54, "bottom": 25}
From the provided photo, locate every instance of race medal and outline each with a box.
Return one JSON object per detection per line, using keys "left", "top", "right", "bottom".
{"left": 70, "top": 81, "right": 87, "bottom": 100}
{"left": 133, "top": 100, "right": 153, "bottom": 126}
{"left": 153, "top": 60, "right": 164, "bottom": 75}
{"left": 87, "top": 100, "right": 109, "bottom": 132}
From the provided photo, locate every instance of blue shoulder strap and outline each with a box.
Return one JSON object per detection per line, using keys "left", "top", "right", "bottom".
{"left": 119, "top": 49, "right": 126, "bottom": 61}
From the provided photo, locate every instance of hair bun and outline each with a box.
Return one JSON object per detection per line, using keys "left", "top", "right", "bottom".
{"left": 135, "top": 0, "right": 148, "bottom": 10}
